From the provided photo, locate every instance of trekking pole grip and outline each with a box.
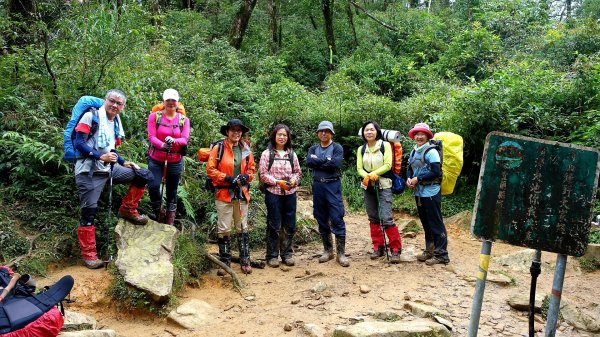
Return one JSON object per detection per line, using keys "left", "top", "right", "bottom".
{"left": 110, "top": 149, "right": 117, "bottom": 170}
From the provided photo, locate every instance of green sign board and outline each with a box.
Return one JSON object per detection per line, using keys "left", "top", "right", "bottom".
{"left": 471, "top": 132, "right": 600, "bottom": 256}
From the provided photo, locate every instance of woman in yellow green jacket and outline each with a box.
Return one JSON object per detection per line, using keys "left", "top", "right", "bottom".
{"left": 357, "top": 121, "right": 402, "bottom": 263}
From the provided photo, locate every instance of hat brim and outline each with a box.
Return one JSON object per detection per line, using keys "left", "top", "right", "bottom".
{"left": 408, "top": 127, "right": 433, "bottom": 139}
{"left": 220, "top": 124, "right": 250, "bottom": 136}
{"left": 316, "top": 128, "right": 335, "bottom": 135}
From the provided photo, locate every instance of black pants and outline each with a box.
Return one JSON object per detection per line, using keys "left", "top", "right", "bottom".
{"left": 416, "top": 192, "right": 449, "bottom": 259}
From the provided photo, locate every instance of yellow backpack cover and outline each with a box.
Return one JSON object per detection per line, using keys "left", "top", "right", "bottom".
{"left": 433, "top": 132, "right": 464, "bottom": 195}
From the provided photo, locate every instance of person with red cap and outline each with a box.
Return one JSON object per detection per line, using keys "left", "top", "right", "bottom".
{"left": 406, "top": 123, "right": 450, "bottom": 265}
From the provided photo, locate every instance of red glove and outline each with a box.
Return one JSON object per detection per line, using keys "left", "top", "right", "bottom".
{"left": 369, "top": 173, "right": 379, "bottom": 182}
{"left": 362, "top": 175, "right": 370, "bottom": 187}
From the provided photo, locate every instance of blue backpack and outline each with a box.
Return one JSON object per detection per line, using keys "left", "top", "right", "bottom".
{"left": 62, "top": 96, "right": 104, "bottom": 163}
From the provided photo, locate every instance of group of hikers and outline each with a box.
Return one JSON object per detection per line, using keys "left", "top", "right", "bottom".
{"left": 72, "top": 89, "right": 450, "bottom": 275}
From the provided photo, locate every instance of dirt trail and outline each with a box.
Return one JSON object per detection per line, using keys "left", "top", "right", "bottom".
{"left": 45, "top": 212, "right": 600, "bottom": 337}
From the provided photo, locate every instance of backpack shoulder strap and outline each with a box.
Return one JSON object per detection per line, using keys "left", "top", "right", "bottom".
{"left": 155, "top": 111, "right": 163, "bottom": 129}
{"left": 267, "top": 148, "right": 276, "bottom": 171}
{"left": 178, "top": 113, "right": 185, "bottom": 128}
{"left": 288, "top": 150, "right": 295, "bottom": 170}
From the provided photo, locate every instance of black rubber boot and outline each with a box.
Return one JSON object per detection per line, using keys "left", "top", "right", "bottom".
{"left": 217, "top": 236, "right": 231, "bottom": 276}
{"left": 335, "top": 236, "right": 349, "bottom": 267}
{"left": 238, "top": 233, "right": 252, "bottom": 274}
{"left": 280, "top": 228, "right": 295, "bottom": 266}
{"left": 318, "top": 234, "right": 334, "bottom": 263}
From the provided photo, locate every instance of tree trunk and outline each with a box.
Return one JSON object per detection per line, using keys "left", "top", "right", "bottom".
{"left": 7, "top": 0, "right": 35, "bottom": 19}
{"left": 565, "top": 0, "right": 572, "bottom": 19}
{"left": 409, "top": 0, "right": 419, "bottom": 8}
{"left": 268, "top": 0, "right": 280, "bottom": 53}
{"left": 322, "top": 0, "right": 337, "bottom": 63}
{"left": 230, "top": 0, "right": 258, "bottom": 50}
{"left": 346, "top": 0, "right": 358, "bottom": 48}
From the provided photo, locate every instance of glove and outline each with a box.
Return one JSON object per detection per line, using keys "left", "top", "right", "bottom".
{"left": 224, "top": 175, "right": 235, "bottom": 184}
{"left": 289, "top": 178, "right": 297, "bottom": 187}
{"left": 362, "top": 175, "right": 370, "bottom": 187}
{"left": 161, "top": 142, "right": 172, "bottom": 150}
{"left": 237, "top": 174, "right": 249, "bottom": 186}
{"left": 277, "top": 180, "right": 291, "bottom": 191}
{"left": 368, "top": 173, "right": 379, "bottom": 182}
{"left": 164, "top": 136, "right": 175, "bottom": 145}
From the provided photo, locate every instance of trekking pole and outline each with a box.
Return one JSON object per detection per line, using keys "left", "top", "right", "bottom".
{"left": 528, "top": 250, "right": 542, "bottom": 337}
{"left": 105, "top": 149, "right": 116, "bottom": 269}
{"left": 374, "top": 180, "right": 390, "bottom": 262}
{"left": 159, "top": 148, "right": 169, "bottom": 217}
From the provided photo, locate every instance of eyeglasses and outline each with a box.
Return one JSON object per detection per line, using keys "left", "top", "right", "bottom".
{"left": 229, "top": 129, "right": 243, "bottom": 134}
{"left": 107, "top": 98, "right": 125, "bottom": 107}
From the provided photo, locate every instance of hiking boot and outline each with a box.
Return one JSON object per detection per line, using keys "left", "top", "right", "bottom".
{"left": 390, "top": 250, "right": 402, "bottom": 264}
{"left": 425, "top": 256, "right": 449, "bottom": 266}
{"left": 318, "top": 234, "right": 334, "bottom": 263}
{"left": 417, "top": 243, "right": 435, "bottom": 262}
{"left": 282, "top": 256, "right": 295, "bottom": 266}
{"left": 166, "top": 203, "right": 177, "bottom": 226}
{"left": 370, "top": 246, "right": 385, "bottom": 260}
{"left": 335, "top": 236, "right": 349, "bottom": 267}
{"left": 118, "top": 185, "right": 149, "bottom": 226}
{"left": 83, "top": 259, "right": 104, "bottom": 269}
{"left": 267, "top": 258, "right": 280, "bottom": 268}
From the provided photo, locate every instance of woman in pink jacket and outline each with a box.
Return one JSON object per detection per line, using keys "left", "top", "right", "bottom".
{"left": 147, "top": 89, "right": 190, "bottom": 225}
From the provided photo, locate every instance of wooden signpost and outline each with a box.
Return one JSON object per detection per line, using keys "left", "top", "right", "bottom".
{"left": 468, "top": 132, "right": 600, "bottom": 337}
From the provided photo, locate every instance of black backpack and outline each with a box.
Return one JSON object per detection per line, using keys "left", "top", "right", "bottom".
{"left": 258, "top": 148, "right": 295, "bottom": 193}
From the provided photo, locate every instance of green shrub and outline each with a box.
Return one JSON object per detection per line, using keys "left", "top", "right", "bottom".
{"left": 578, "top": 256, "right": 600, "bottom": 272}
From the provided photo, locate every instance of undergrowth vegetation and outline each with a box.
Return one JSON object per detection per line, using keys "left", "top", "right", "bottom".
{"left": 1, "top": 0, "right": 599, "bottom": 313}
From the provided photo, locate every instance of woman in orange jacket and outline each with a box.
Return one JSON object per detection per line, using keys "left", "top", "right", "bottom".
{"left": 206, "top": 119, "right": 256, "bottom": 274}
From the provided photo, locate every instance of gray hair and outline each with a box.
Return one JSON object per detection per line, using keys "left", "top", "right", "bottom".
{"left": 105, "top": 89, "right": 127, "bottom": 104}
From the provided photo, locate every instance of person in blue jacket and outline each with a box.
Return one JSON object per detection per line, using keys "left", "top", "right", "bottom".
{"left": 406, "top": 122, "right": 449, "bottom": 265}
{"left": 307, "top": 121, "right": 349, "bottom": 267}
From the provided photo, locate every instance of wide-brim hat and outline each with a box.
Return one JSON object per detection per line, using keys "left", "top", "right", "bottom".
{"left": 408, "top": 122, "right": 433, "bottom": 139}
{"left": 220, "top": 119, "right": 250, "bottom": 136}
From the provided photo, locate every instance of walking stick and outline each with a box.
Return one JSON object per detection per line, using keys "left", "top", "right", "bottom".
{"left": 105, "top": 149, "right": 116, "bottom": 269}
{"left": 374, "top": 180, "right": 390, "bottom": 262}
{"left": 159, "top": 148, "right": 169, "bottom": 217}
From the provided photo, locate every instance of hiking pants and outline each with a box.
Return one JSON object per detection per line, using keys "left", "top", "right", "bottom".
{"left": 312, "top": 179, "right": 346, "bottom": 237}
{"left": 215, "top": 199, "right": 248, "bottom": 237}
{"left": 147, "top": 158, "right": 183, "bottom": 206}
{"left": 76, "top": 165, "right": 137, "bottom": 209}
{"left": 415, "top": 191, "right": 448, "bottom": 259}
{"left": 363, "top": 186, "right": 393, "bottom": 227}
{"left": 265, "top": 190, "right": 297, "bottom": 259}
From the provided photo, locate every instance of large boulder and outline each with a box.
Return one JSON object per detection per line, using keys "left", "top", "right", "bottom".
{"left": 114, "top": 219, "right": 179, "bottom": 302}
{"left": 333, "top": 320, "right": 451, "bottom": 337}
{"left": 561, "top": 303, "right": 600, "bottom": 333}
{"left": 444, "top": 211, "right": 472, "bottom": 231}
